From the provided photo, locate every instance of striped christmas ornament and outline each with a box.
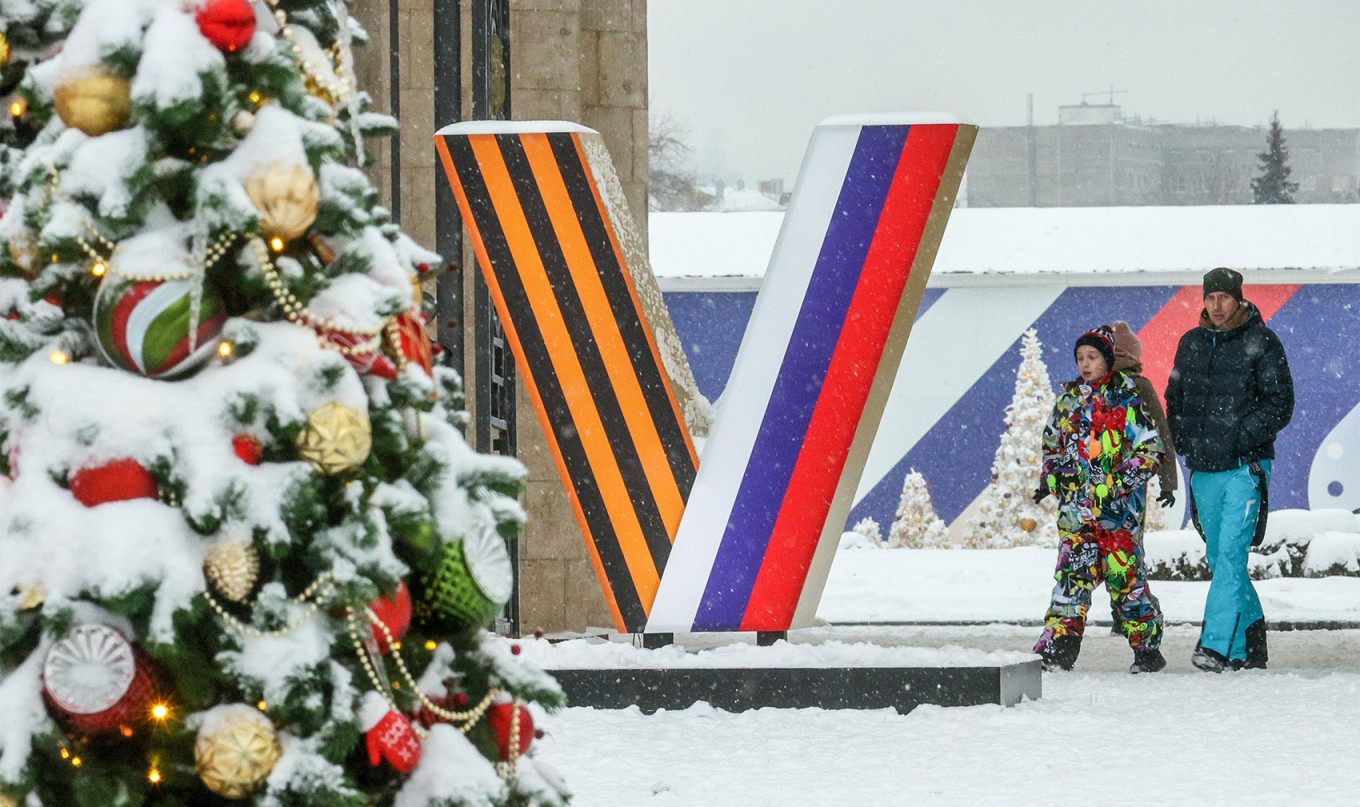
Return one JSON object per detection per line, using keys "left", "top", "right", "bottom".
{"left": 94, "top": 276, "right": 227, "bottom": 379}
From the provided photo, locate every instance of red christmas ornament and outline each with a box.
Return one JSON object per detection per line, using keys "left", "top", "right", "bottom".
{"left": 368, "top": 582, "right": 412, "bottom": 654}
{"left": 361, "top": 693, "right": 422, "bottom": 773}
{"left": 486, "top": 702, "right": 533, "bottom": 761}
{"left": 69, "top": 459, "right": 157, "bottom": 507}
{"left": 232, "top": 434, "right": 263, "bottom": 465}
{"left": 385, "top": 309, "right": 433, "bottom": 376}
{"left": 42, "top": 625, "right": 161, "bottom": 737}
{"left": 317, "top": 327, "right": 399, "bottom": 379}
{"left": 510, "top": 644, "right": 522, "bottom": 656}
{"left": 196, "top": 0, "right": 256, "bottom": 52}
{"left": 416, "top": 684, "right": 464, "bottom": 729}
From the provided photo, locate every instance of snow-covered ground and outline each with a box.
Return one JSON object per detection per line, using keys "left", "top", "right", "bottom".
{"left": 819, "top": 544, "right": 1360, "bottom": 625}
{"left": 530, "top": 543, "right": 1360, "bottom": 805}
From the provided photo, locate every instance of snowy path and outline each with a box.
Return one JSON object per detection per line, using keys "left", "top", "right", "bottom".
{"left": 537, "top": 625, "right": 1360, "bottom": 806}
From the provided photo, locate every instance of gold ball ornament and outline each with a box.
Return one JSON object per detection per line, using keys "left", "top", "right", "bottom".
{"left": 204, "top": 538, "right": 260, "bottom": 602}
{"left": 8, "top": 233, "right": 36, "bottom": 275}
{"left": 1020, "top": 518, "right": 1038, "bottom": 532}
{"left": 244, "top": 162, "right": 319, "bottom": 241}
{"left": 0, "top": 32, "right": 10, "bottom": 71}
{"left": 53, "top": 67, "right": 131, "bottom": 137}
{"left": 195, "top": 705, "right": 282, "bottom": 799}
{"left": 295, "top": 402, "right": 371, "bottom": 475}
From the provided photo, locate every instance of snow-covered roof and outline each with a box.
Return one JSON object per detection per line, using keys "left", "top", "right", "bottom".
{"left": 650, "top": 204, "right": 1360, "bottom": 289}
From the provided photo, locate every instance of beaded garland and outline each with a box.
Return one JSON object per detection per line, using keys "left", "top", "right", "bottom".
{"left": 346, "top": 605, "right": 526, "bottom": 780}
{"left": 258, "top": 0, "right": 355, "bottom": 107}
{"left": 250, "top": 237, "right": 386, "bottom": 358}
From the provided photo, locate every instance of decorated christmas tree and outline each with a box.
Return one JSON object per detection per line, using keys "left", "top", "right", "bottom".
{"left": 962, "top": 329, "right": 1057, "bottom": 549}
{"left": 0, "top": 1, "right": 568, "bottom": 804}
{"left": 886, "top": 469, "right": 950, "bottom": 549}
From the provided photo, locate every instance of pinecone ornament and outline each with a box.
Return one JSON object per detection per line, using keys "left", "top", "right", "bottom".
{"left": 204, "top": 537, "right": 260, "bottom": 602}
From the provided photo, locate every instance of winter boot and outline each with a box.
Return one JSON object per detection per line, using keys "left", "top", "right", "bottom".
{"left": 1040, "top": 635, "right": 1081, "bottom": 672}
{"left": 1243, "top": 619, "right": 1268, "bottom": 669}
{"left": 1130, "top": 648, "right": 1166, "bottom": 674}
{"left": 1191, "top": 645, "right": 1229, "bottom": 673}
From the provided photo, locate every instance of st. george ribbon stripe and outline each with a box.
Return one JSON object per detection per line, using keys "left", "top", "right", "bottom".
{"left": 464, "top": 133, "right": 663, "bottom": 622}
{"left": 743, "top": 124, "right": 960, "bottom": 628}
{"left": 495, "top": 133, "right": 674, "bottom": 565}
{"left": 436, "top": 123, "right": 700, "bottom": 632}
{"left": 547, "top": 133, "right": 698, "bottom": 497}
{"left": 692, "top": 126, "right": 911, "bottom": 630}
{"left": 438, "top": 133, "right": 646, "bottom": 629}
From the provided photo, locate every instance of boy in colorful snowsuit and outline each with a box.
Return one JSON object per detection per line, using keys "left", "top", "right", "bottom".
{"left": 1032, "top": 326, "right": 1166, "bottom": 674}
{"left": 1165, "top": 268, "right": 1293, "bottom": 672}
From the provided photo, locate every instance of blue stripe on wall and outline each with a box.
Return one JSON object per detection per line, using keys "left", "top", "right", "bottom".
{"left": 1263, "top": 285, "right": 1360, "bottom": 512}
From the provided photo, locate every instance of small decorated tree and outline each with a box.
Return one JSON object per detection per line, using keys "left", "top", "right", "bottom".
{"left": 962, "top": 329, "right": 1058, "bottom": 549}
{"left": 887, "top": 469, "right": 951, "bottom": 549}
{"left": 0, "top": 1, "right": 569, "bottom": 804}
{"left": 850, "top": 517, "right": 883, "bottom": 547}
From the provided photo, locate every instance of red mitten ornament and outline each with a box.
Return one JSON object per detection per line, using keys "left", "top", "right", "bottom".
{"left": 360, "top": 692, "right": 422, "bottom": 774}
{"left": 487, "top": 700, "right": 534, "bottom": 761}
{"left": 70, "top": 459, "right": 157, "bottom": 507}
{"left": 368, "top": 582, "right": 412, "bottom": 654}
{"left": 196, "top": 0, "right": 256, "bottom": 52}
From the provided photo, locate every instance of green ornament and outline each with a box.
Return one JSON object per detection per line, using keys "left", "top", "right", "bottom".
{"left": 421, "top": 525, "right": 513, "bottom": 630}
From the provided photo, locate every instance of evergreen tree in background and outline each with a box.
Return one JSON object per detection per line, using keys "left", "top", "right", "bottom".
{"left": 962, "top": 329, "right": 1057, "bottom": 549}
{"left": 1251, "top": 111, "right": 1298, "bottom": 204}
{"left": 886, "top": 470, "right": 950, "bottom": 549}
{"left": 0, "top": 1, "right": 569, "bottom": 804}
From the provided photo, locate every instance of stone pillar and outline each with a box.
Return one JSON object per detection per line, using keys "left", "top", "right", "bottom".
{"left": 355, "top": 0, "right": 650, "bottom": 635}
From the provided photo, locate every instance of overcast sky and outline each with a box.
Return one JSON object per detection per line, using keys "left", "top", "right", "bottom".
{"left": 648, "top": 1, "right": 1360, "bottom": 187}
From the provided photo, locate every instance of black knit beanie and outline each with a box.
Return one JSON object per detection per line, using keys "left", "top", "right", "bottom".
{"left": 1203, "top": 267, "right": 1244, "bottom": 301}
{"left": 1073, "top": 325, "right": 1116, "bottom": 370}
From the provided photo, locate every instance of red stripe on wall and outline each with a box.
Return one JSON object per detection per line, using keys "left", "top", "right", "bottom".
{"left": 740, "top": 124, "right": 958, "bottom": 630}
{"left": 1138, "top": 284, "right": 1301, "bottom": 400}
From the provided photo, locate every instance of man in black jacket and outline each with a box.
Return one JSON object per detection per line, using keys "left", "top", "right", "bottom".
{"left": 1165, "top": 267, "right": 1293, "bottom": 673}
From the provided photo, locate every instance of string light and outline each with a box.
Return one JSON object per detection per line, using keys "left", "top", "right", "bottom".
{"left": 151, "top": 703, "right": 170, "bottom": 720}
{"left": 120, "top": 726, "right": 134, "bottom": 738}
{"left": 269, "top": 236, "right": 285, "bottom": 252}
{"left": 424, "top": 640, "right": 437, "bottom": 651}
{"left": 9, "top": 99, "right": 22, "bottom": 119}
{"left": 257, "top": 701, "right": 267, "bottom": 711}
{"left": 71, "top": 757, "right": 82, "bottom": 767}
{"left": 147, "top": 768, "right": 161, "bottom": 784}
{"left": 218, "top": 341, "right": 234, "bottom": 358}
{"left": 48, "top": 349, "right": 68, "bottom": 365}
{"left": 91, "top": 261, "right": 106, "bottom": 277}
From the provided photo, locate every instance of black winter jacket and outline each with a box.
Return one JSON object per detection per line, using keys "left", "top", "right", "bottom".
{"left": 1165, "top": 301, "right": 1294, "bottom": 473}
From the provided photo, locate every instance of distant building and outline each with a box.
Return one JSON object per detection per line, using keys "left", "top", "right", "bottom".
{"left": 965, "top": 103, "right": 1360, "bottom": 207}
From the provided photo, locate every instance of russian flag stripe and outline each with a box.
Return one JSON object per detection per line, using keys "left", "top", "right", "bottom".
{"left": 648, "top": 118, "right": 974, "bottom": 633}
{"left": 745, "top": 124, "right": 959, "bottom": 629}
{"left": 692, "top": 126, "right": 911, "bottom": 630}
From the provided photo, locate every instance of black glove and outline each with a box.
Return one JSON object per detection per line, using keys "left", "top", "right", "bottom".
{"left": 1157, "top": 489, "right": 1175, "bottom": 507}
{"left": 1032, "top": 486, "right": 1050, "bottom": 504}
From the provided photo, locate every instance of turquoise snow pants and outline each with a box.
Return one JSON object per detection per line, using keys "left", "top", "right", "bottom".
{"left": 1192, "top": 461, "right": 1270, "bottom": 661}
